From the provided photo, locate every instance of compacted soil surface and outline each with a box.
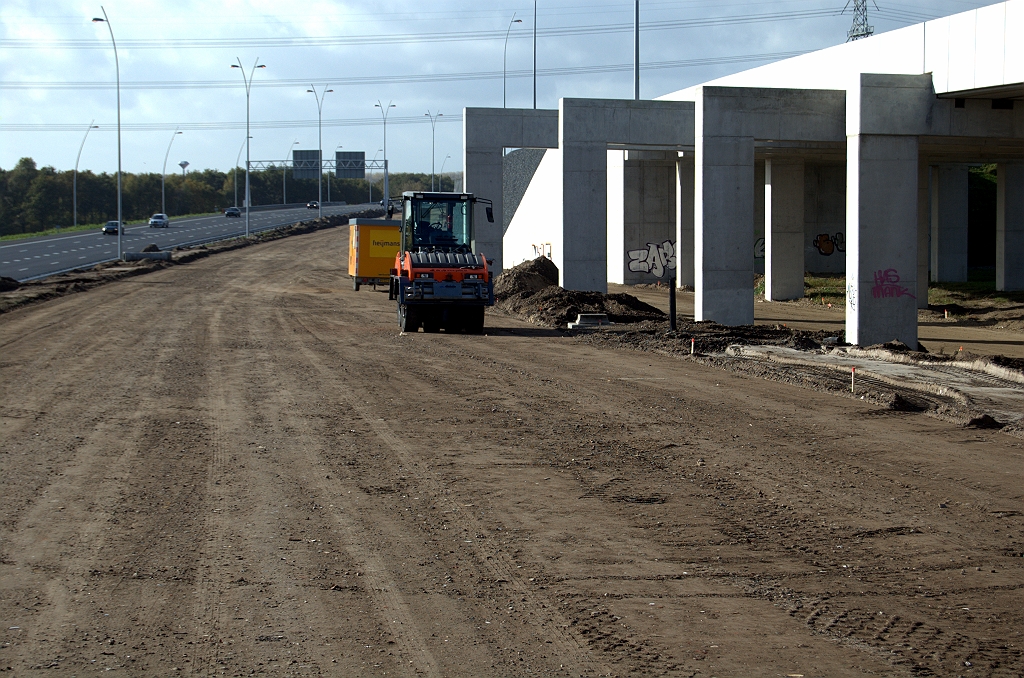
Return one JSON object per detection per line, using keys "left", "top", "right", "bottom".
{"left": 2, "top": 227, "right": 1023, "bottom": 676}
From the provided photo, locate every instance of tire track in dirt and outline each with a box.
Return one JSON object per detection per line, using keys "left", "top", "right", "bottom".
{"left": 281, "top": 306, "right": 615, "bottom": 677}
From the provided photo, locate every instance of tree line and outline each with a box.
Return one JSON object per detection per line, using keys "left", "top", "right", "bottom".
{"left": 0, "top": 157, "right": 460, "bottom": 236}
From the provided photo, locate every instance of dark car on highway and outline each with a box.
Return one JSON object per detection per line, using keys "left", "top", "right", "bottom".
{"left": 101, "top": 221, "right": 123, "bottom": 235}
{"left": 225, "top": 207, "right": 241, "bottom": 217}
{"left": 306, "top": 200, "right": 319, "bottom": 209}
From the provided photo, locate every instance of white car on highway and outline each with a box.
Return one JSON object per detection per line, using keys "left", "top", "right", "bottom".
{"left": 148, "top": 213, "right": 170, "bottom": 228}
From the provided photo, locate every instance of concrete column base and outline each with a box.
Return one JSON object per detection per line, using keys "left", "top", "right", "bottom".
{"left": 846, "top": 134, "right": 919, "bottom": 347}
{"left": 695, "top": 135, "right": 755, "bottom": 326}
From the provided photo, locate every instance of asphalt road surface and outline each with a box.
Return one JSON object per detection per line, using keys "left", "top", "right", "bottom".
{"left": 2, "top": 224, "right": 1021, "bottom": 676}
{"left": 0, "top": 204, "right": 368, "bottom": 282}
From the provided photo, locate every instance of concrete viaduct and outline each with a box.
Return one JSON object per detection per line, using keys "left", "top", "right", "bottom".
{"left": 463, "top": 0, "right": 1024, "bottom": 347}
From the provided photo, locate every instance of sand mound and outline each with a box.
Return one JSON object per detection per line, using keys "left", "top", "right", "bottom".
{"left": 141, "top": 243, "right": 161, "bottom": 253}
{"left": 0, "top": 276, "right": 21, "bottom": 292}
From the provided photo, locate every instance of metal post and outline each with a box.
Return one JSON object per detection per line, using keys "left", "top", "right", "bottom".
{"left": 634, "top": 0, "right": 640, "bottom": 101}
{"left": 504, "top": 13, "right": 521, "bottom": 108}
{"left": 234, "top": 136, "right": 246, "bottom": 209}
{"left": 92, "top": 8, "right": 122, "bottom": 258}
{"left": 232, "top": 57, "right": 266, "bottom": 237}
{"left": 425, "top": 111, "right": 442, "bottom": 191}
{"left": 533, "top": 0, "right": 537, "bottom": 109}
{"left": 162, "top": 128, "right": 181, "bottom": 215}
{"left": 74, "top": 121, "right": 97, "bottom": 229}
{"left": 669, "top": 279, "right": 676, "bottom": 331}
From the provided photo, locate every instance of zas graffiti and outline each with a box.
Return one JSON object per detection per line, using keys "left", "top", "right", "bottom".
{"left": 871, "top": 268, "right": 915, "bottom": 300}
{"left": 754, "top": 238, "right": 765, "bottom": 259}
{"left": 813, "top": 232, "right": 846, "bottom": 256}
{"left": 627, "top": 240, "right": 676, "bottom": 278}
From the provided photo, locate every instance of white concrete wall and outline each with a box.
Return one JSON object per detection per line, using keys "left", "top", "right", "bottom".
{"left": 606, "top": 150, "right": 626, "bottom": 284}
{"left": 503, "top": 148, "right": 564, "bottom": 271}
{"left": 658, "top": 1, "right": 1024, "bottom": 102}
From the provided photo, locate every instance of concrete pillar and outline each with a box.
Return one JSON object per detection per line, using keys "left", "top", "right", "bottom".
{"left": 676, "top": 156, "right": 695, "bottom": 288}
{"left": 562, "top": 141, "right": 608, "bottom": 291}
{"left": 930, "top": 164, "right": 969, "bottom": 283}
{"left": 764, "top": 158, "right": 805, "bottom": 300}
{"left": 916, "top": 162, "right": 930, "bottom": 307}
{"left": 607, "top": 151, "right": 626, "bottom": 284}
{"left": 463, "top": 146, "right": 504, "bottom": 272}
{"left": 695, "top": 134, "right": 755, "bottom": 325}
{"left": 997, "top": 162, "right": 1024, "bottom": 291}
{"left": 846, "top": 134, "right": 919, "bottom": 347}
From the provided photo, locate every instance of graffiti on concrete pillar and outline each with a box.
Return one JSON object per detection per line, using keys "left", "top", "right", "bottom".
{"left": 847, "top": 282, "right": 857, "bottom": 311}
{"left": 754, "top": 238, "right": 765, "bottom": 259}
{"left": 871, "top": 269, "right": 915, "bottom": 300}
{"left": 627, "top": 240, "right": 676, "bottom": 278}
{"left": 813, "top": 232, "right": 846, "bottom": 256}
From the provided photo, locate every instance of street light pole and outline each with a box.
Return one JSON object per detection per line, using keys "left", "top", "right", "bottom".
{"left": 231, "top": 57, "right": 266, "bottom": 238}
{"left": 162, "top": 128, "right": 182, "bottom": 215}
{"left": 504, "top": 14, "right": 522, "bottom": 108}
{"left": 282, "top": 139, "right": 298, "bottom": 206}
{"left": 234, "top": 136, "right": 248, "bottom": 209}
{"left": 92, "top": 8, "right": 122, "bottom": 259}
{"left": 307, "top": 85, "right": 333, "bottom": 219}
{"left": 439, "top": 153, "right": 452, "bottom": 189}
{"left": 533, "top": 0, "right": 537, "bottom": 109}
{"left": 424, "top": 111, "right": 442, "bottom": 191}
{"left": 634, "top": 0, "right": 640, "bottom": 100}
{"left": 375, "top": 100, "right": 395, "bottom": 207}
{"left": 74, "top": 121, "right": 98, "bottom": 229}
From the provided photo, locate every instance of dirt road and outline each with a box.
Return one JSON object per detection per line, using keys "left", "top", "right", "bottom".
{"left": 2, "top": 226, "right": 1022, "bottom": 676}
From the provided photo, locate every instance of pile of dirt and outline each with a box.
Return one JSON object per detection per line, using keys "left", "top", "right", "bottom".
{"left": 494, "top": 257, "right": 664, "bottom": 327}
{"left": 0, "top": 276, "right": 20, "bottom": 292}
{"left": 141, "top": 244, "right": 161, "bottom": 253}
{"left": 493, "top": 256, "right": 559, "bottom": 298}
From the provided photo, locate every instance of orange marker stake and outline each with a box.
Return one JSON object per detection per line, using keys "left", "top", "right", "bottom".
{"left": 851, "top": 366, "right": 856, "bottom": 393}
{"left": 691, "top": 337, "right": 695, "bottom": 355}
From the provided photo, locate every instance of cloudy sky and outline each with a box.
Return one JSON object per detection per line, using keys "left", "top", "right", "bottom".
{"left": 0, "top": 0, "right": 998, "bottom": 177}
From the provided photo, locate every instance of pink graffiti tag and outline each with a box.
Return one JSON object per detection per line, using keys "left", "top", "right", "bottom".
{"left": 871, "top": 268, "right": 916, "bottom": 300}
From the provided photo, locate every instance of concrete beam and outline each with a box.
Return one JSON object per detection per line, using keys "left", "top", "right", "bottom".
{"left": 930, "top": 164, "right": 969, "bottom": 282}
{"left": 463, "top": 107, "right": 558, "bottom": 272}
{"left": 846, "top": 134, "right": 920, "bottom": 347}
{"left": 764, "top": 158, "right": 806, "bottom": 300}
{"left": 997, "top": 161, "right": 1024, "bottom": 291}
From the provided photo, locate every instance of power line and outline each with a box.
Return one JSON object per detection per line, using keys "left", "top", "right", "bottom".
{"left": 0, "top": 50, "right": 810, "bottom": 92}
{"left": 0, "top": 8, "right": 845, "bottom": 50}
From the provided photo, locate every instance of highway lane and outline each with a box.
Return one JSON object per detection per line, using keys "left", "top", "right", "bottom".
{"left": 0, "top": 204, "right": 371, "bottom": 282}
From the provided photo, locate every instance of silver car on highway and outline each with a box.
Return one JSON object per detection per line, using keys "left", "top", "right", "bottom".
{"left": 148, "top": 213, "right": 170, "bottom": 228}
